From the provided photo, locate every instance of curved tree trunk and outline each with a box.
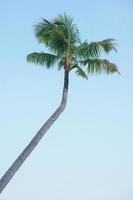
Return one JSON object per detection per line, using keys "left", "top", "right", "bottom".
{"left": 0, "top": 69, "right": 69, "bottom": 194}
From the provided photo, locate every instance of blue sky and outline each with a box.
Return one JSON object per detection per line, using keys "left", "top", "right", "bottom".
{"left": 0, "top": 0, "right": 133, "bottom": 199}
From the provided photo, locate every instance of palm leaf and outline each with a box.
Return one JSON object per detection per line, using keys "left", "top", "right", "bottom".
{"left": 76, "top": 66, "right": 88, "bottom": 79}
{"left": 89, "top": 39, "right": 117, "bottom": 55}
{"left": 35, "top": 19, "right": 54, "bottom": 44}
{"left": 77, "top": 39, "right": 117, "bottom": 59}
{"left": 81, "top": 58, "right": 119, "bottom": 74}
{"left": 35, "top": 19, "right": 68, "bottom": 56}
{"left": 27, "top": 52, "right": 58, "bottom": 68}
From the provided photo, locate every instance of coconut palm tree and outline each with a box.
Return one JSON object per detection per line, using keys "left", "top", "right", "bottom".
{"left": 0, "top": 13, "right": 119, "bottom": 193}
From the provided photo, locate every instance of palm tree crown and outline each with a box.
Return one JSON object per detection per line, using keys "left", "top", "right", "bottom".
{"left": 27, "top": 13, "right": 119, "bottom": 79}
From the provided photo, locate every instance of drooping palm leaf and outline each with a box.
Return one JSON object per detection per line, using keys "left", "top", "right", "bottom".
{"left": 35, "top": 19, "right": 54, "bottom": 44}
{"left": 81, "top": 58, "right": 119, "bottom": 74}
{"left": 27, "top": 52, "right": 58, "bottom": 68}
{"left": 35, "top": 20, "right": 68, "bottom": 56}
{"left": 76, "top": 66, "right": 88, "bottom": 79}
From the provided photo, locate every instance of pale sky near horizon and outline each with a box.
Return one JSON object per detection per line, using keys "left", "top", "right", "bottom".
{"left": 0, "top": 0, "right": 133, "bottom": 199}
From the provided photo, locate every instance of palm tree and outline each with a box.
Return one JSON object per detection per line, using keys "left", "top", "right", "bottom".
{"left": 0, "top": 13, "right": 119, "bottom": 193}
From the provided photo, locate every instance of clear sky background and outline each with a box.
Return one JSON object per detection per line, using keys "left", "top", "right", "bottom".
{"left": 0, "top": 0, "right": 133, "bottom": 199}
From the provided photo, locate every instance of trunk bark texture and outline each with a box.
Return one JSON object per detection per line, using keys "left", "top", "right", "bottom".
{"left": 0, "top": 69, "right": 69, "bottom": 194}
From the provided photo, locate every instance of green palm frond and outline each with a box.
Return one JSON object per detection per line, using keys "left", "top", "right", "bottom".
{"left": 35, "top": 19, "right": 67, "bottom": 56}
{"left": 54, "top": 14, "right": 80, "bottom": 44}
{"left": 77, "top": 39, "right": 117, "bottom": 59}
{"left": 27, "top": 52, "right": 58, "bottom": 68}
{"left": 90, "top": 39, "right": 117, "bottom": 54}
{"left": 81, "top": 58, "right": 119, "bottom": 74}
{"left": 35, "top": 14, "right": 80, "bottom": 56}
{"left": 76, "top": 66, "right": 88, "bottom": 79}
{"left": 35, "top": 19, "right": 54, "bottom": 44}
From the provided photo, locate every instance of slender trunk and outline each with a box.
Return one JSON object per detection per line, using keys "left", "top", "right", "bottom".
{"left": 0, "top": 69, "right": 69, "bottom": 194}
